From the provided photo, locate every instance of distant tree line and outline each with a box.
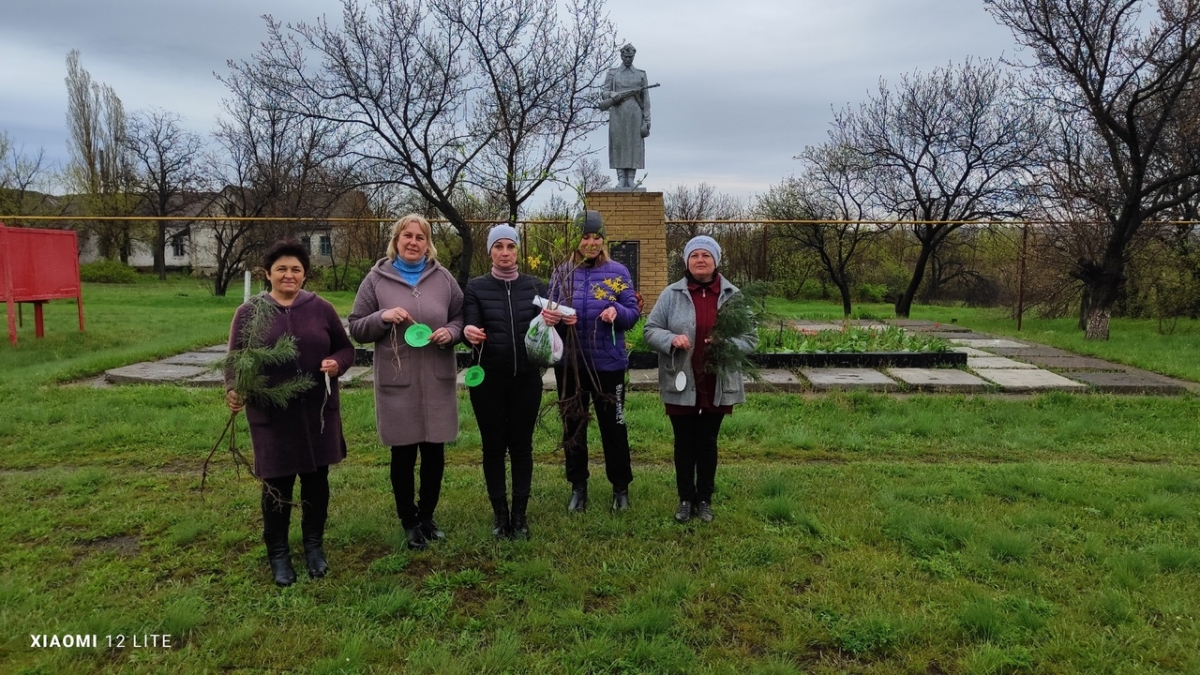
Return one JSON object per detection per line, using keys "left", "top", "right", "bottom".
{"left": 3, "top": 0, "right": 1199, "bottom": 340}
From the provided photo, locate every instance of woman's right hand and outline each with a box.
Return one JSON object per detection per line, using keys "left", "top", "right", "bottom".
{"left": 382, "top": 307, "right": 411, "bottom": 324}
{"left": 542, "top": 308, "right": 577, "bottom": 327}
{"left": 464, "top": 325, "right": 487, "bottom": 345}
{"left": 671, "top": 334, "right": 691, "bottom": 351}
{"left": 226, "top": 389, "right": 244, "bottom": 413}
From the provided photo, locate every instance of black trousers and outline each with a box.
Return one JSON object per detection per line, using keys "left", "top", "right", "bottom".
{"left": 390, "top": 443, "right": 445, "bottom": 529}
{"left": 262, "top": 466, "right": 330, "bottom": 536}
{"left": 669, "top": 413, "right": 724, "bottom": 503}
{"left": 554, "top": 365, "right": 633, "bottom": 488}
{"left": 469, "top": 369, "right": 542, "bottom": 502}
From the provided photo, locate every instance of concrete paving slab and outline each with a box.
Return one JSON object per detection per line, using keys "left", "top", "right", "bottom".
{"left": 968, "top": 357, "right": 1039, "bottom": 370}
{"left": 161, "top": 351, "right": 227, "bottom": 367}
{"left": 974, "top": 368, "right": 1087, "bottom": 392}
{"left": 790, "top": 321, "right": 843, "bottom": 332}
{"left": 199, "top": 344, "right": 229, "bottom": 353}
{"left": 919, "top": 324, "right": 976, "bottom": 333}
{"left": 748, "top": 370, "right": 802, "bottom": 393}
{"left": 187, "top": 371, "right": 225, "bottom": 387}
{"left": 950, "top": 338, "right": 1031, "bottom": 349}
{"left": 627, "top": 369, "right": 658, "bottom": 392}
{"left": 1019, "top": 355, "right": 1131, "bottom": 371}
{"left": 888, "top": 320, "right": 938, "bottom": 329}
{"left": 106, "top": 362, "right": 208, "bottom": 385}
{"left": 987, "top": 346, "right": 1071, "bottom": 358}
{"left": 341, "top": 366, "right": 372, "bottom": 388}
{"left": 801, "top": 368, "right": 898, "bottom": 392}
{"left": 886, "top": 368, "right": 990, "bottom": 393}
{"left": 951, "top": 346, "right": 992, "bottom": 356}
{"left": 1064, "top": 371, "right": 1190, "bottom": 395}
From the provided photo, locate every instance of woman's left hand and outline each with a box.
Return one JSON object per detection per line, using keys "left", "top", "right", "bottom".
{"left": 430, "top": 327, "right": 453, "bottom": 345}
{"left": 599, "top": 306, "right": 618, "bottom": 323}
{"left": 320, "top": 359, "right": 340, "bottom": 376}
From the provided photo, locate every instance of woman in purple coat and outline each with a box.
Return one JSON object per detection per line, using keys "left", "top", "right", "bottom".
{"left": 543, "top": 210, "right": 641, "bottom": 512}
{"left": 225, "top": 240, "right": 355, "bottom": 587}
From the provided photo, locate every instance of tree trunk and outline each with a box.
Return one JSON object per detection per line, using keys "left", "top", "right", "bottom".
{"left": 1074, "top": 251, "right": 1125, "bottom": 341}
{"left": 836, "top": 280, "right": 853, "bottom": 318}
{"left": 895, "top": 242, "right": 934, "bottom": 318}
{"left": 1084, "top": 305, "right": 1111, "bottom": 341}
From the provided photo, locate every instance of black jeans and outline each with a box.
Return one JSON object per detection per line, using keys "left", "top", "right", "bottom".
{"left": 554, "top": 365, "right": 633, "bottom": 488}
{"left": 469, "top": 369, "right": 542, "bottom": 501}
{"left": 262, "top": 466, "right": 330, "bottom": 536}
{"left": 669, "top": 413, "right": 724, "bottom": 503}
{"left": 390, "top": 443, "right": 445, "bottom": 529}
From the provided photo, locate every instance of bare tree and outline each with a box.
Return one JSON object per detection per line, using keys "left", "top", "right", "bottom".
{"left": 988, "top": 0, "right": 1200, "bottom": 339}
{"left": 0, "top": 132, "right": 58, "bottom": 219}
{"left": 832, "top": 58, "right": 1044, "bottom": 317}
{"left": 126, "top": 109, "right": 204, "bottom": 279}
{"left": 448, "top": 0, "right": 617, "bottom": 221}
{"left": 759, "top": 143, "right": 891, "bottom": 317}
{"left": 575, "top": 156, "right": 614, "bottom": 196}
{"left": 64, "top": 49, "right": 136, "bottom": 261}
{"left": 229, "top": 0, "right": 616, "bottom": 285}
{"left": 205, "top": 78, "right": 352, "bottom": 296}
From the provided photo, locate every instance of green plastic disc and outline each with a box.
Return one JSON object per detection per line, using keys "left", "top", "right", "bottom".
{"left": 404, "top": 323, "right": 433, "bottom": 347}
{"left": 463, "top": 365, "right": 486, "bottom": 387}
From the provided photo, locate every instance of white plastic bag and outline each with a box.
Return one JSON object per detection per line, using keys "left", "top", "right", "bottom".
{"left": 525, "top": 314, "right": 563, "bottom": 367}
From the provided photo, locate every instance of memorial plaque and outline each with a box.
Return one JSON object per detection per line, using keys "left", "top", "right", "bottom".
{"left": 609, "top": 240, "right": 640, "bottom": 288}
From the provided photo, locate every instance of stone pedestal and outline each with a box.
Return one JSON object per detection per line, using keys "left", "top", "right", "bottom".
{"left": 586, "top": 191, "right": 669, "bottom": 312}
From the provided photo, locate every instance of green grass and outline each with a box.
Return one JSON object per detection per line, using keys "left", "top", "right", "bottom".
{"left": 2, "top": 277, "right": 1200, "bottom": 673}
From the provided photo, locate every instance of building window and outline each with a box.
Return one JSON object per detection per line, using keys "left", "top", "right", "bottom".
{"left": 319, "top": 235, "right": 331, "bottom": 256}
{"left": 172, "top": 237, "right": 187, "bottom": 258}
{"left": 300, "top": 236, "right": 312, "bottom": 252}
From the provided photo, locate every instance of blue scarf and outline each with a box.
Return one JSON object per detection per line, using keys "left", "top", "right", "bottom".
{"left": 392, "top": 257, "right": 427, "bottom": 287}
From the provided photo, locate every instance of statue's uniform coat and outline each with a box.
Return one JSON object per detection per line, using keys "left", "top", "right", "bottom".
{"left": 602, "top": 65, "right": 650, "bottom": 170}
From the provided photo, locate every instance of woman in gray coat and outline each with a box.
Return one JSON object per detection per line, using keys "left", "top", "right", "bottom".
{"left": 643, "top": 236, "right": 756, "bottom": 524}
{"left": 349, "top": 214, "right": 464, "bottom": 551}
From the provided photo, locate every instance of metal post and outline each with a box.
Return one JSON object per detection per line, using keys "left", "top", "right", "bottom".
{"left": 244, "top": 270, "right": 252, "bottom": 304}
{"left": 1016, "top": 225, "right": 1028, "bottom": 332}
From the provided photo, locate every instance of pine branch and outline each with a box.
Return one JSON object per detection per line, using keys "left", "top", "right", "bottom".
{"left": 704, "top": 288, "right": 762, "bottom": 381}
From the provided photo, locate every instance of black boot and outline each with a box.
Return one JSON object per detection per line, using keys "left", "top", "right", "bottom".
{"left": 511, "top": 496, "right": 530, "bottom": 540}
{"left": 612, "top": 487, "right": 631, "bottom": 512}
{"left": 262, "top": 493, "right": 296, "bottom": 587}
{"left": 301, "top": 516, "right": 329, "bottom": 579}
{"left": 491, "top": 497, "right": 511, "bottom": 539}
{"left": 300, "top": 481, "right": 330, "bottom": 579}
{"left": 405, "top": 526, "right": 429, "bottom": 551}
{"left": 674, "top": 500, "right": 693, "bottom": 524}
{"left": 567, "top": 482, "right": 588, "bottom": 512}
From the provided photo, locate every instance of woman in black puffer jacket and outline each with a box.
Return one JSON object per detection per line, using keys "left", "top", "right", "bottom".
{"left": 463, "top": 224, "right": 548, "bottom": 539}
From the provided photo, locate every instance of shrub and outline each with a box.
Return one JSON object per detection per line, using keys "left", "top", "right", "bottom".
{"left": 79, "top": 259, "right": 138, "bottom": 283}
{"left": 855, "top": 283, "right": 888, "bottom": 303}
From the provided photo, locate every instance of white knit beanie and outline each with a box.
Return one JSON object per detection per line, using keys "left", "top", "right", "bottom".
{"left": 683, "top": 235, "right": 721, "bottom": 267}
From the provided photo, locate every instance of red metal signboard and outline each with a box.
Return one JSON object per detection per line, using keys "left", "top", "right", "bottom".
{"left": 1, "top": 223, "right": 85, "bottom": 345}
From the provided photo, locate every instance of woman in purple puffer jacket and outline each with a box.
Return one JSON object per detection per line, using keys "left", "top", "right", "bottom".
{"left": 542, "top": 210, "right": 641, "bottom": 513}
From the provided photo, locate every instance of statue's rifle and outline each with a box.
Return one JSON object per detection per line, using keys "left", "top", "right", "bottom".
{"left": 611, "top": 83, "right": 660, "bottom": 101}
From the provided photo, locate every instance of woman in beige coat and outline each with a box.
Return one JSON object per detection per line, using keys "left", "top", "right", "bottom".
{"left": 349, "top": 214, "right": 464, "bottom": 551}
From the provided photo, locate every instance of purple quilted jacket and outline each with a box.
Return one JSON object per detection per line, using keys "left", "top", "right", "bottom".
{"left": 549, "top": 259, "right": 641, "bottom": 372}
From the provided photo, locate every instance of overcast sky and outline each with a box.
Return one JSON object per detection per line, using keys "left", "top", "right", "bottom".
{"left": 0, "top": 0, "right": 1018, "bottom": 205}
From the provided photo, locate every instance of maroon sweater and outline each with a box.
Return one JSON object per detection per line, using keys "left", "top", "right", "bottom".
{"left": 665, "top": 274, "right": 734, "bottom": 416}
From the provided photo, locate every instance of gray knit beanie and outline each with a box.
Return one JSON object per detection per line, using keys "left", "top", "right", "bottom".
{"left": 487, "top": 223, "right": 519, "bottom": 250}
{"left": 683, "top": 235, "right": 721, "bottom": 267}
{"left": 576, "top": 210, "right": 605, "bottom": 238}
